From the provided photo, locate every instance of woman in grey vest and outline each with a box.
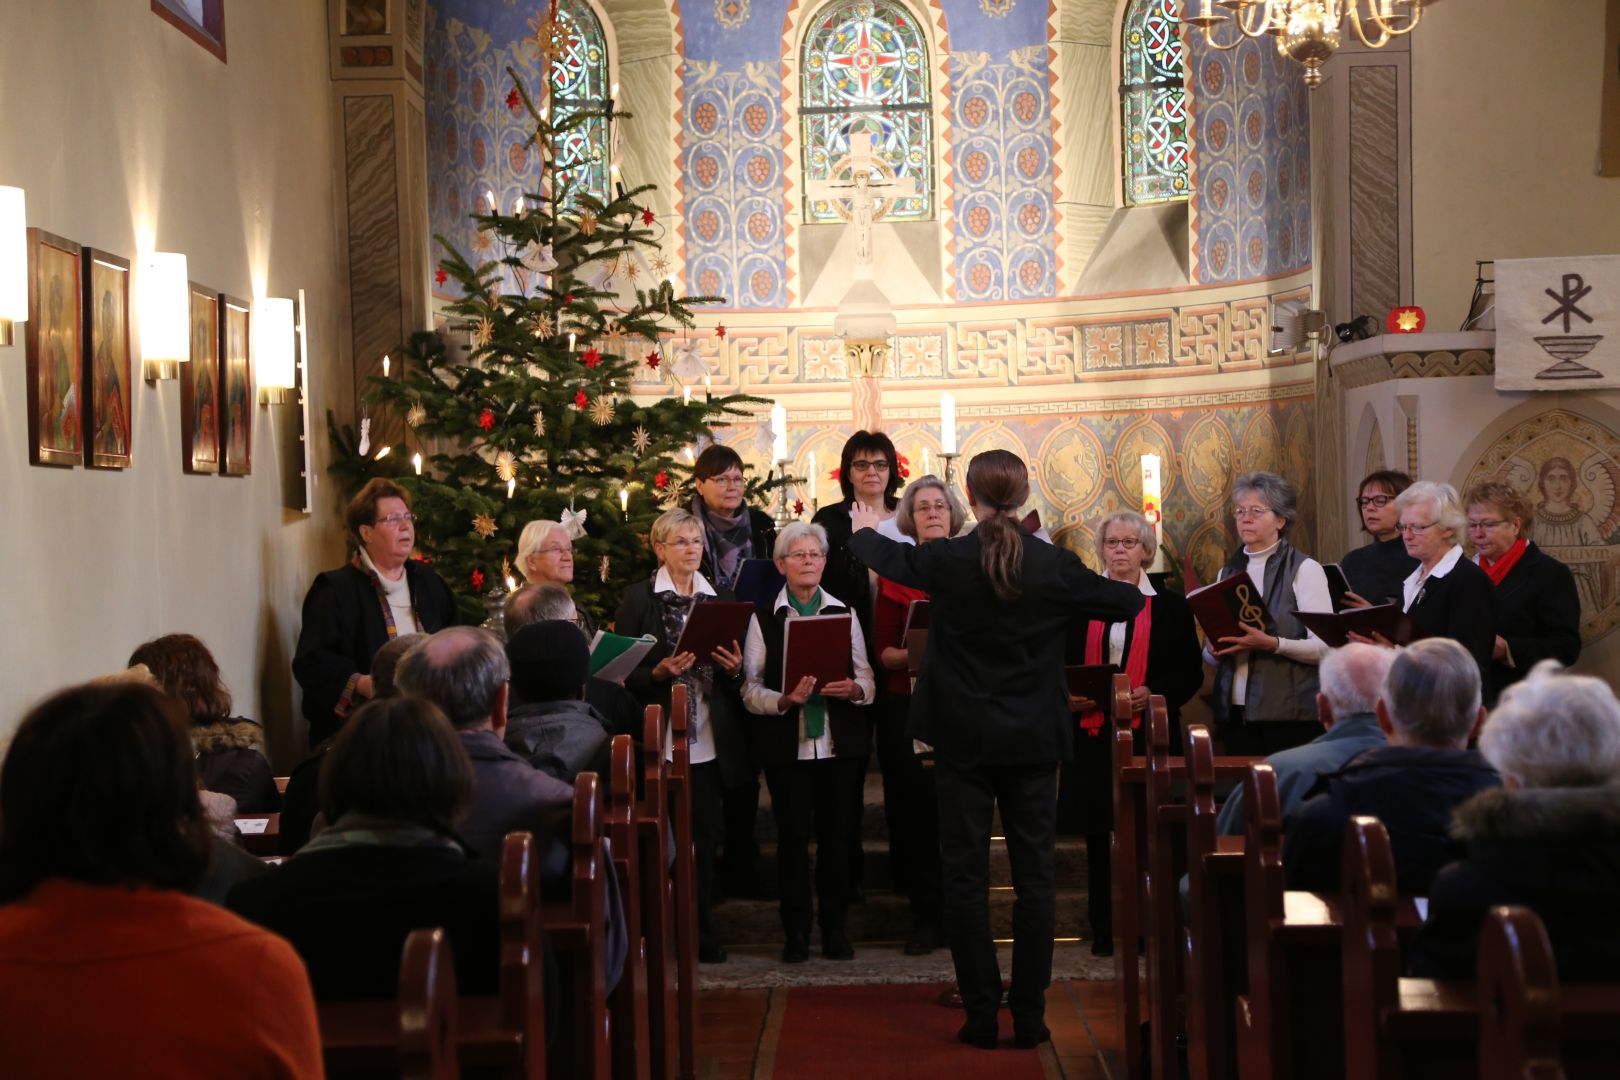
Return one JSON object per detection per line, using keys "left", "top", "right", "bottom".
{"left": 1206, "top": 472, "right": 1333, "bottom": 755}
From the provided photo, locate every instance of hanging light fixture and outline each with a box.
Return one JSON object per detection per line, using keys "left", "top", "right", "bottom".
{"left": 1186, "top": 1, "right": 1424, "bottom": 89}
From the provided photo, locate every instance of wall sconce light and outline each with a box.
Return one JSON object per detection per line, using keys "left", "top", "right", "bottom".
{"left": 0, "top": 187, "right": 26, "bottom": 348}
{"left": 254, "top": 297, "right": 296, "bottom": 404}
{"left": 139, "top": 251, "right": 189, "bottom": 381}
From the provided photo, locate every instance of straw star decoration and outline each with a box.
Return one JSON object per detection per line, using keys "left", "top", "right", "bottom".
{"left": 406, "top": 402, "right": 427, "bottom": 428}
{"left": 473, "top": 316, "right": 494, "bottom": 348}
{"left": 590, "top": 395, "right": 617, "bottom": 425}
{"left": 472, "top": 513, "right": 497, "bottom": 539}
{"left": 576, "top": 210, "right": 598, "bottom": 237}
{"left": 632, "top": 425, "right": 651, "bottom": 454}
{"left": 532, "top": 410, "right": 546, "bottom": 437}
{"left": 495, "top": 451, "right": 517, "bottom": 483}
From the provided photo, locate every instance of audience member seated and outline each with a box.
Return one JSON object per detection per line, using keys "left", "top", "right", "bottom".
{"left": 1411, "top": 661, "right": 1620, "bottom": 980}
{"left": 0, "top": 682, "right": 322, "bottom": 1077}
{"left": 278, "top": 632, "right": 426, "bottom": 856}
{"left": 129, "top": 632, "right": 279, "bottom": 813}
{"left": 394, "top": 626, "right": 573, "bottom": 863}
{"left": 507, "top": 581, "right": 641, "bottom": 740}
{"left": 1284, "top": 638, "right": 1498, "bottom": 894}
{"left": 292, "top": 477, "right": 463, "bottom": 748}
{"left": 1215, "top": 642, "right": 1394, "bottom": 835}
{"left": 515, "top": 518, "right": 596, "bottom": 636}
{"left": 504, "top": 619, "right": 614, "bottom": 782}
{"left": 228, "top": 696, "right": 502, "bottom": 1000}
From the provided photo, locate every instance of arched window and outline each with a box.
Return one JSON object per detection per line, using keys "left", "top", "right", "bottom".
{"left": 800, "top": 0, "right": 933, "bottom": 223}
{"left": 548, "top": 0, "right": 611, "bottom": 206}
{"left": 1121, "top": 0, "right": 1189, "bottom": 207}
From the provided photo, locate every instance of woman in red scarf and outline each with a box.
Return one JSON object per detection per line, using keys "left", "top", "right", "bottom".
{"left": 1464, "top": 481, "right": 1582, "bottom": 701}
{"left": 1060, "top": 510, "right": 1202, "bottom": 956}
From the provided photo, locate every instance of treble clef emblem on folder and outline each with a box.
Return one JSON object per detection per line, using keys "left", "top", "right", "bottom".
{"left": 1234, "top": 583, "right": 1267, "bottom": 632}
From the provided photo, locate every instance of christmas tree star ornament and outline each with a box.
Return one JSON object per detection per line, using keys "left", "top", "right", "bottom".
{"left": 645, "top": 350, "right": 661, "bottom": 371}
{"left": 532, "top": 311, "right": 555, "bottom": 338}
{"left": 473, "top": 316, "right": 494, "bottom": 348}
{"left": 406, "top": 402, "right": 427, "bottom": 428}
{"left": 506, "top": 87, "right": 522, "bottom": 112}
{"left": 574, "top": 389, "right": 589, "bottom": 411}
{"left": 650, "top": 252, "right": 672, "bottom": 278}
{"left": 590, "top": 396, "right": 617, "bottom": 425}
{"left": 532, "top": 410, "right": 546, "bottom": 437}
{"left": 577, "top": 210, "right": 598, "bottom": 237}
{"left": 495, "top": 451, "right": 517, "bottom": 483}
{"left": 632, "top": 425, "right": 651, "bottom": 454}
{"left": 715, "top": 324, "right": 727, "bottom": 339}
{"left": 472, "top": 513, "right": 497, "bottom": 539}
{"left": 470, "top": 567, "right": 486, "bottom": 590}
{"left": 655, "top": 470, "right": 670, "bottom": 490}
{"left": 641, "top": 208, "right": 656, "bottom": 226}
{"left": 599, "top": 555, "right": 611, "bottom": 582}
{"left": 434, "top": 267, "right": 447, "bottom": 285}
{"left": 582, "top": 346, "right": 601, "bottom": 368}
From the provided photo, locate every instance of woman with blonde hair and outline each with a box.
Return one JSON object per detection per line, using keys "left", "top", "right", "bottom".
{"left": 849, "top": 449, "right": 1142, "bottom": 1049}
{"left": 515, "top": 518, "right": 594, "bottom": 635}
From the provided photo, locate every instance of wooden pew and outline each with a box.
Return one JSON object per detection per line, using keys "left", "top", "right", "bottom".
{"left": 1181, "top": 724, "right": 1248, "bottom": 1080}
{"left": 401, "top": 927, "right": 460, "bottom": 1080}
{"left": 607, "top": 734, "right": 652, "bottom": 1080}
{"left": 1108, "top": 675, "right": 1149, "bottom": 1080}
{"left": 1478, "top": 908, "right": 1563, "bottom": 1080}
{"left": 543, "top": 774, "right": 611, "bottom": 1080}
{"left": 1143, "top": 696, "right": 1186, "bottom": 1080}
{"left": 638, "top": 705, "right": 680, "bottom": 1080}
{"left": 1339, "top": 818, "right": 1620, "bottom": 1079}
{"left": 664, "top": 683, "right": 700, "bottom": 1080}
{"left": 320, "top": 831, "right": 545, "bottom": 1078}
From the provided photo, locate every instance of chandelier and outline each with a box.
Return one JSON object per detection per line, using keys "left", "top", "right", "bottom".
{"left": 1186, "top": 1, "right": 1424, "bottom": 89}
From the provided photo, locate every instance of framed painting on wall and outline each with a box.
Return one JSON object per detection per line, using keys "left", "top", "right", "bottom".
{"left": 219, "top": 294, "right": 252, "bottom": 476}
{"left": 24, "top": 229, "right": 83, "bottom": 467}
{"left": 83, "top": 249, "right": 133, "bottom": 469}
{"left": 181, "top": 283, "right": 220, "bottom": 475}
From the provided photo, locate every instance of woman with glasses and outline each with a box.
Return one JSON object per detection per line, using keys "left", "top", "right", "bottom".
{"left": 1207, "top": 471, "right": 1334, "bottom": 755}
{"left": 1353, "top": 481, "right": 1499, "bottom": 683}
{"left": 689, "top": 444, "right": 777, "bottom": 592}
{"left": 741, "top": 522, "right": 875, "bottom": 963}
{"left": 1463, "top": 481, "right": 1579, "bottom": 698}
{"left": 515, "top": 519, "right": 595, "bottom": 636}
{"left": 1063, "top": 510, "right": 1202, "bottom": 955}
{"left": 868, "top": 476, "right": 963, "bottom": 954}
{"left": 293, "top": 478, "right": 463, "bottom": 748}
{"left": 615, "top": 508, "right": 748, "bottom": 964}
{"left": 1340, "top": 469, "right": 1418, "bottom": 606}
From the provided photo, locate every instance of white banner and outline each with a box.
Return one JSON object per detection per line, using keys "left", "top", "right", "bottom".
{"left": 1495, "top": 255, "right": 1620, "bottom": 390}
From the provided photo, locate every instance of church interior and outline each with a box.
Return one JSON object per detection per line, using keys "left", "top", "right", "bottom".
{"left": 2, "top": 0, "right": 1619, "bottom": 1076}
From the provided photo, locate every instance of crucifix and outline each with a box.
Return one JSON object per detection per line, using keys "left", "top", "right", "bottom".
{"left": 804, "top": 130, "right": 919, "bottom": 277}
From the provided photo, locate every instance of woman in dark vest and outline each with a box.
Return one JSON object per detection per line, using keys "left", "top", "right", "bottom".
{"left": 1340, "top": 469, "right": 1419, "bottom": 606}
{"left": 614, "top": 508, "right": 747, "bottom": 964}
{"left": 740, "top": 522, "right": 875, "bottom": 964}
{"left": 848, "top": 450, "right": 1142, "bottom": 1049}
{"left": 293, "top": 478, "right": 462, "bottom": 749}
{"left": 1207, "top": 471, "right": 1333, "bottom": 756}
{"left": 1063, "top": 510, "right": 1202, "bottom": 956}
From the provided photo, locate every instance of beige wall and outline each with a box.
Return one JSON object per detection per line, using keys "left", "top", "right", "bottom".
{"left": 1412, "top": 0, "right": 1620, "bottom": 330}
{"left": 0, "top": 1, "right": 347, "bottom": 765}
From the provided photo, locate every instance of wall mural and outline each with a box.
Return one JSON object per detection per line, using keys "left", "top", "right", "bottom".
{"left": 1462, "top": 408, "right": 1620, "bottom": 644}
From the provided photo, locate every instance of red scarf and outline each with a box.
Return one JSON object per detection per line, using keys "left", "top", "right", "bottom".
{"left": 1477, "top": 537, "right": 1528, "bottom": 587}
{"left": 1078, "top": 596, "right": 1153, "bottom": 736}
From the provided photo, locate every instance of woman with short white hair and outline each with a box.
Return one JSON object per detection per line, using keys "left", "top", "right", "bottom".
{"left": 1355, "top": 481, "right": 1498, "bottom": 684}
{"left": 515, "top": 519, "right": 594, "bottom": 635}
{"left": 1412, "top": 661, "right": 1620, "bottom": 980}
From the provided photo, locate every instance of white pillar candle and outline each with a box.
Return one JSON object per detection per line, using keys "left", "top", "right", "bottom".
{"left": 808, "top": 450, "right": 817, "bottom": 502}
{"left": 374, "top": 445, "right": 391, "bottom": 460}
{"left": 923, "top": 447, "right": 931, "bottom": 476}
{"left": 381, "top": 354, "right": 390, "bottom": 378}
{"left": 619, "top": 487, "right": 629, "bottom": 515}
{"left": 683, "top": 385, "right": 692, "bottom": 405}
{"left": 507, "top": 478, "right": 516, "bottom": 499}
{"left": 412, "top": 452, "right": 423, "bottom": 475}
{"left": 771, "top": 402, "right": 788, "bottom": 462}
{"left": 940, "top": 393, "right": 957, "bottom": 454}
{"left": 1141, "top": 453, "right": 1163, "bottom": 557}
{"left": 568, "top": 332, "right": 576, "bottom": 353}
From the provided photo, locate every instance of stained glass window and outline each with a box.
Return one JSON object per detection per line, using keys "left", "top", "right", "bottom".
{"left": 801, "top": 0, "right": 933, "bottom": 223}
{"left": 549, "top": 0, "right": 611, "bottom": 206}
{"left": 1122, "top": 0, "right": 1189, "bottom": 207}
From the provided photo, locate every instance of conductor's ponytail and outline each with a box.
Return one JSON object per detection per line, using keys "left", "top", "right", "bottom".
{"left": 966, "top": 450, "right": 1030, "bottom": 603}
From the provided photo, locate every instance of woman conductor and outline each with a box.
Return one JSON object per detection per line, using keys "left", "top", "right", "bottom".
{"left": 848, "top": 450, "right": 1143, "bottom": 1049}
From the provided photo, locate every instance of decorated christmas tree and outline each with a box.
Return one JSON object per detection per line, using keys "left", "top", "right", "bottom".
{"left": 330, "top": 65, "right": 779, "bottom": 625}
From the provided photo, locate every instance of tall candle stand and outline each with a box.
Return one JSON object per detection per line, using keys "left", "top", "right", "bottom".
{"left": 772, "top": 462, "right": 801, "bottom": 528}
{"left": 939, "top": 452, "right": 960, "bottom": 490}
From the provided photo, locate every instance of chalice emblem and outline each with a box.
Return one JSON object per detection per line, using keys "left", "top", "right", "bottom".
{"left": 1534, "top": 272, "right": 1604, "bottom": 380}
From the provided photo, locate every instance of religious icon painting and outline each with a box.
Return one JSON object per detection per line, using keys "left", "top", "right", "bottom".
{"left": 82, "top": 249, "right": 132, "bottom": 469}
{"left": 181, "top": 283, "right": 221, "bottom": 475}
{"left": 23, "top": 229, "right": 83, "bottom": 467}
{"left": 219, "top": 294, "right": 252, "bottom": 476}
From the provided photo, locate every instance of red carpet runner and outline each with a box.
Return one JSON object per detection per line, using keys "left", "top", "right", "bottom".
{"left": 770, "top": 982, "right": 1048, "bottom": 1078}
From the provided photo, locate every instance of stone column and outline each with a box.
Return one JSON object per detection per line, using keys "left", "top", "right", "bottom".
{"left": 327, "top": 0, "right": 429, "bottom": 433}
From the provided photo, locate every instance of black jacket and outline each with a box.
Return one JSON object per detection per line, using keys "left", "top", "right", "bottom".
{"left": 813, "top": 500, "right": 890, "bottom": 646}
{"left": 193, "top": 719, "right": 280, "bottom": 813}
{"left": 849, "top": 527, "right": 1143, "bottom": 767}
{"left": 227, "top": 844, "right": 501, "bottom": 1001}
{"left": 504, "top": 699, "right": 614, "bottom": 782}
{"left": 1487, "top": 542, "right": 1582, "bottom": 697}
{"left": 697, "top": 507, "right": 777, "bottom": 593}
{"left": 1283, "top": 744, "right": 1500, "bottom": 894}
{"left": 1409, "top": 783, "right": 1620, "bottom": 980}
{"left": 613, "top": 578, "right": 752, "bottom": 787}
{"left": 292, "top": 560, "right": 463, "bottom": 747}
{"left": 746, "top": 601, "right": 872, "bottom": 767}
{"left": 1406, "top": 554, "right": 1499, "bottom": 688}
{"left": 1340, "top": 535, "right": 1418, "bottom": 608}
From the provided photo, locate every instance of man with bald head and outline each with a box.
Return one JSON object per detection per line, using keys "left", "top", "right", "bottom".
{"left": 395, "top": 626, "right": 573, "bottom": 861}
{"left": 1216, "top": 642, "right": 1395, "bottom": 836}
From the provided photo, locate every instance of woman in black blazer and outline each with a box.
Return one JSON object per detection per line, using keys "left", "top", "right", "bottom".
{"left": 811, "top": 430, "right": 904, "bottom": 647}
{"left": 614, "top": 508, "right": 747, "bottom": 964}
{"left": 1061, "top": 511, "right": 1203, "bottom": 956}
{"left": 849, "top": 450, "right": 1143, "bottom": 1049}
{"left": 1464, "top": 481, "right": 1582, "bottom": 699}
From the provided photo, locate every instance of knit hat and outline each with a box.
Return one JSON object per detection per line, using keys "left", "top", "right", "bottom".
{"left": 505, "top": 620, "right": 591, "bottom": 703}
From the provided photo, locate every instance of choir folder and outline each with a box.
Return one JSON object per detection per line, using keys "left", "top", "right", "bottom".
{"left": 784, "top": 613, "right": 854, "bottom": 688}
{"left": 903, "top": 599, "right": 930, "bottom": 673}
{"left": 1294, "top": 604, "right": 1427, "bottom": 649}
{"left": 1065, "top": 663, "right": 1121, "bottom": 710}
{"left": 1186, "top": 572, "right": 1270, "bottom": 642}
{"left": 671, "top": 601, "right": 756, "bottom": 659}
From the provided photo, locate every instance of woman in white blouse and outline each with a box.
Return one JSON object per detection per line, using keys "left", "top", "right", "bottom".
{"left": 741, "top": 522, "right": 875, "bottom": 963}
{"left": 1205, "top": 471, "right": 1332, "bottom": 755}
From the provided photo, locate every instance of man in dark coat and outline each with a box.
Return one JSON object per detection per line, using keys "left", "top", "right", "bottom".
{"left": 503, "top": 620, "right": 614, "bottom": 782}
{"left": 1284, "top": 638, "right": 1499, "bottom": 894}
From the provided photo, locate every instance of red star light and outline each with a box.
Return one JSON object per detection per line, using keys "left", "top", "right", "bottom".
{"left": 478, "top": 408, "right": 495, "bottom": 431}
{"left": 470, "top": 567, "right": 485, "bottom": 590}
{"left": 794, "top": 499, "right": 805, "bottom": 516}
{"left": 582, "top": 347, "right": 601, "bottom": 367}
{"left": 641, "top": 208, "right": 656, "bottom": 225}
{"left": 575, "top": 389, "right": 589, "bottom": 410}
{"left": 715, "top": 323, "right": 727, "bottom": 339}
{"left": 434, "top": 267, "right": 448, "bottom": 285}
{"left": 655, "top": 470, "right": 670, "bottom": 490}
{"left": 645, "top": 351, "right": 661, "bottom": 370}
{"left": 505, "top": 87, "right": 522, "bottom": 112}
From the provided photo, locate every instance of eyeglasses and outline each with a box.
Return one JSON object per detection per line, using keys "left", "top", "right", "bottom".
{"left": 1466, "top": 518, "right": 1509, "bottom": 531}
{"left": 1356, "top": 494, "right": 1395, "bottom": 509}
{"left": 534, "top": 545, "right": 573, "bottom": 557}
{"left": 701, "top": 473, "right": 746, "bottom": 488}
{"left": 1231, "top": 505, "right": 1273, "bottom": 520}
{"left": 782, "top": 550, "right": 826, "bottom": 562}
{"left": 1102, "top": 537, "right": 1142, "bottom": 550}
{"left": 660, "top": 537, "right": 703, "bottom": 550}
{"left": 913, "top": 500, "right": 951, "bottom": 514}
{"left": 374, "top": 512, "right": 416, "bottom": 526}
{"left": 849, "top": 459, "right": 890, "bottom": 472}
{"left": 1397, "top": 521, "right": 1439, "bottom": 534}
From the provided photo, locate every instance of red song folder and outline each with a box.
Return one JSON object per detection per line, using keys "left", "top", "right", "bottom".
{"left": 1187, "top": 572, "right": 1270, "bottom": 643}
{"left": 671, "top": 601, "right": 755, "bottom": 660}
{"left": 784, "top": 613, "right": 854, "bottom": 688}
{"left": 1295, "top": 605, "right": 1428, "bottom": 649}
{"left": 902, "top": 600, "right": 930, "bottom": 673}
